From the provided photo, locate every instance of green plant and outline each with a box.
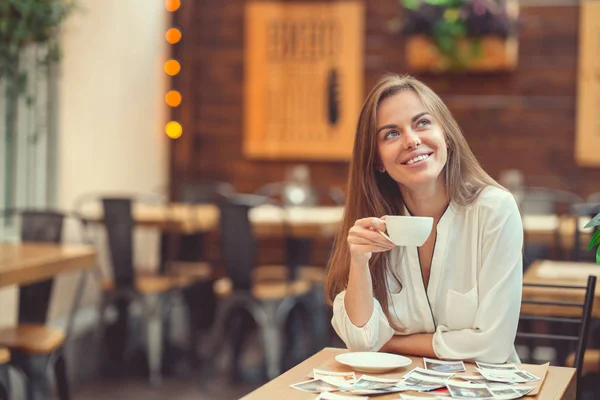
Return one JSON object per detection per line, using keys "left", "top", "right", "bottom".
{"left": 0, "top": 0, "right": 75, "bottom": 97}
{"left": 400, "top": 0, "right": 517, "bottom": 71}
{"left": 0, "top": 0, "right": 75, "bottom": 208}
{"left": 585, "top": 214, "right": 600, "bottom": 263}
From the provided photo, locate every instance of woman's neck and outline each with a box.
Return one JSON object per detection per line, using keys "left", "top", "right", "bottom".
{"left": 400, "top": 179, "right": 449, "bottom": 220}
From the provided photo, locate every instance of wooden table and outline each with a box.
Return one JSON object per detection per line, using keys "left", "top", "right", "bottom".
{"left": 0, "top": 243, "right": 96, "bottom": 288}
{"left": 85, "top": 204, "right": 592, "bottom": 245}
{"left": 85, "top": 203, "right": 344, "bottom": 237}
{"left": 523, "top": 215, "right": 591, "bottom": 249}
{"left": 523, "top": 260, "right": 600, "bottom": 318}
{"left": 242, "top": 348, "right": 576, "bottom": 399}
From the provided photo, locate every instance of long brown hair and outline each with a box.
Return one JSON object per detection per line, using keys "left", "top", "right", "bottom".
{"left": 325, "top": 74, "right": 501, "bottom": 320}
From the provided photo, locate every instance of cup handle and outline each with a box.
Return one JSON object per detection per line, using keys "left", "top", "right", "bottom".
{"left": 378, "top": 229, "right": 397, "bottom": 246}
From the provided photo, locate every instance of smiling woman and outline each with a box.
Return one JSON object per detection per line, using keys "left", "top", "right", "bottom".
{"left": 325, "top": 74, "right": 523, "bottom": 364}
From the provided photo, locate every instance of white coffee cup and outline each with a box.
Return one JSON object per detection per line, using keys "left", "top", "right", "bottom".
{"left": 379, "top": 215, "right": 433, "bottom": 247}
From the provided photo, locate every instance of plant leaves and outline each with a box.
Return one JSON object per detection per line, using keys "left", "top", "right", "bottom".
{"left": 588, "top": 229, "right": 600, "bottom": 251}
{"left": 596, "top": 245, "right": 600, "bottom": 265}
{"left": 584, "top": 212, "right": 600, "bottom": 229}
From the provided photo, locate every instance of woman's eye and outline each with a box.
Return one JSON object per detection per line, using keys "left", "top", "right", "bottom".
{"left": 384, "top": 130, "right": 400, "bottom": 140}
{"left": 416, "top": 119, "right": 431, "bottom": 128}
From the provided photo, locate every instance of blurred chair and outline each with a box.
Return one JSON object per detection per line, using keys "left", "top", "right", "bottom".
{"left": 0, "top": 348, "right": 9, "bottom": 400}
{"left": 77, "top": 196, "right": 193, "bottom": 385}
{"left": 166, "top": 181, "right": 235, "bottom": 366}
{"left": 519, "top": 187, "right": 583, "bottom": 215}
{"left": 177, "top": 181, "right": 235, "bottom": 204}
{"left": 518, "top": 275, "right": 596, "bottom": 400}
{"left": 0, "top": 209, "right": 80, "bottom": 400}
{"left": 519, "top": 187, "right": 584, "bottom": 266}
{"left": 206, "top": 194, "right": 312, "bottom": 380}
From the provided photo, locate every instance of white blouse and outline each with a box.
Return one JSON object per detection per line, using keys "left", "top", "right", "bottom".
{"left": 332, "top": 186, "right": 523, "bottom": 363}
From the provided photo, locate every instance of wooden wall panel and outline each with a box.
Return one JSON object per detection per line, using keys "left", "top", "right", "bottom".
{"left": 170, "top": 0, "right": 600, "bottom": 201}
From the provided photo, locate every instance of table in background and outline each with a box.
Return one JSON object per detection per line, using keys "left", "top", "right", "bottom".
{"left": 241, "top": 347, "right": 576, "bottom": 400}
{"left": 522, "top": 260, "right": 600, "bottom": 318}
{"left": 0, "top": 243, "right": 96, "bottom": 288}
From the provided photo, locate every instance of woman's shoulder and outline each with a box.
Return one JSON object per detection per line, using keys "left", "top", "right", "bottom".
{"left": 469, "top": 185, "right": 520, "bottom": 218}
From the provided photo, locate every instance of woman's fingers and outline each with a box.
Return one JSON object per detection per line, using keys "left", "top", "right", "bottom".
{"left": 349, "top": 224, "right": 393, "bottom": 247}
{"left": 355, "top": 217, "right": 387, "bottom": 232}
{"left": 348, "top": 234, "right": 395, "bottom": 251}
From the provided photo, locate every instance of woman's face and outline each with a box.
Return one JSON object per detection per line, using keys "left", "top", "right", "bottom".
{"left": 376, "top": 90, "right": 448, "bottom": 190}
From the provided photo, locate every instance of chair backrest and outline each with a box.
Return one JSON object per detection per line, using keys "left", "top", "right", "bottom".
{"left": 519, "top": 187, "right": 583, "bottom": 215}
{"left": 218, "top": 194, "right": 268, "bottom": 290}
{"left": 102, "top": 198, "right": 135, "bottom": 288}
{"left": 0, "top": 209, "right": 66, "bottom": 324}
{"left": 178, "top": 181, "right": 235, "bottom": 204}
{"left": 518, "top": 275, "right": 596, "bottom": 399}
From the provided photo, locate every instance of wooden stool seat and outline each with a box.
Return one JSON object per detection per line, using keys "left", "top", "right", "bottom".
{"left": 253, "top": 265, "right": 325, "bottom": 284}
{"left": 566, "top": 350, "right": 600, "bottom": 374}
{"left": 167, "top": 261, "right": 212, "bottom": 281}
{"left": 103, "top": 272, "right": 192, "bottom": 294}
{"left": 214, "top": 276, "right": 311, "bottom": 301}
{"left": 0, "top": 324, "right": 65, "bottom": 355}
{"left": 0, "top": 348, "right": 9, "bottom": 364}
{"left": 296, "top": 266, "right": 326, "bottom": 284}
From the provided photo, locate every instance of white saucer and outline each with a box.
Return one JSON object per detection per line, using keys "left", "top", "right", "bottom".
{"left": 335, "top": 352, "right": 412, "bottom": 373}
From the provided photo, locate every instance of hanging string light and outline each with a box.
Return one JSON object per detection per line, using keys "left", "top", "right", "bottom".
{"left": 165, "top": 1, "right": 182, "bottom": 139}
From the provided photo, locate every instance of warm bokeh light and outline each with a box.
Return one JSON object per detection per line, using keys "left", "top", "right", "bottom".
{"left": 165, "top": 0, "right": 181, "bottom": 12}
{"left": 166, "top": 28, "right": 182, "bottom": 44}
{"left": 165, "top": 90, "right": 182, "bottom": 107}
{"left": 164, "top": 60, "right": 181, "bottom": 76}
{"left": 165, "top": 121, "right": 183, "bottom": 139}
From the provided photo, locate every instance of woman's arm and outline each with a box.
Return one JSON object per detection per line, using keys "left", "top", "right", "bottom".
{"left": 380, "top": 333, "right": 436, "bottom": 357}
{"left": 332, "top": 217, "right": 396, "bottom": 351}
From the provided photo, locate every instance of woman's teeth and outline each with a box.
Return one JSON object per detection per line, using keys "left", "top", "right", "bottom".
{"left": 405, "top": 154, "right": 431, "bottom": 165}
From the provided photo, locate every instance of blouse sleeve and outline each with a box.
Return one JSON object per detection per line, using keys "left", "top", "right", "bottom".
{"left": 331, "top": 290, "right": 395, "bottom": 352}
{"left": 433, "top": 193, "right": 523, "bottom": 363}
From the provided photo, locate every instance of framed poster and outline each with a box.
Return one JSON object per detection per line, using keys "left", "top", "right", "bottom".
{"left": 575, "top": 0, "right": 600, "bottom": 166}
{"left": 244, "top": 2, "right": 364, "bottom": 160}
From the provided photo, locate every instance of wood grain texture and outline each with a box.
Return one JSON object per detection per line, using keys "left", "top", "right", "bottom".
{"left": 0, "top": 243, "right": 96, "bottom": 288}
{"left": 0, "top": 324, "right": 65, "bottom": 355}
{"left": 0, "top": 348, "right": 9, "bottom": 364}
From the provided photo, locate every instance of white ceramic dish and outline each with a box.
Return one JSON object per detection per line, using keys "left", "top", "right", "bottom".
{"left": 335, "top": 352, "right": 412, "bottom": 373}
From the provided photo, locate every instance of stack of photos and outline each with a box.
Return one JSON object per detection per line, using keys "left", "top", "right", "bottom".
{"left": 291, "top": 360, "right": 540, "bottom": 398}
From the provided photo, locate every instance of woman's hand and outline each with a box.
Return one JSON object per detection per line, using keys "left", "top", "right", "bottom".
{"left": 347, "top": 217, "right": 395, "bottom": 265}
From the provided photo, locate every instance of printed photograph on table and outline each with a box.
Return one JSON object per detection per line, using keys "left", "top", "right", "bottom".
{"left": 403, "top": 367, "right": 454, "bottom": 384}
{"left": 423, "top": 357, "right": 466, "bottom": 372}
{"left": 341, "top": 375, "right": 402, "bottom": 395}
{"left": 488, "top": 386, "right": 522, "bottom": 399}
{"left": 313, "top": 369, "right": 356, "bottom": 383}
{"left": 446, "top": 381, "right": 495, "bottom": 398}
{"left": 317, "top": 392, "right": 368, "bottom": 400}
{"left": 290, "top": 378, "right": 340, "bottom": 393}
{"left": 475, "top": 361, "right": 518, "bottom": 371}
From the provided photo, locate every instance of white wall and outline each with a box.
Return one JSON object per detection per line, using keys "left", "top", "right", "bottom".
{"left": 57, "top": 0, "right": 169, "bottom": 204}
{"left": 0, "top": 0, "right": 170, "bottom": 327}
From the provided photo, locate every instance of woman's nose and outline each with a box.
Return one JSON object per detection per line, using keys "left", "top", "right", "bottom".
{"left": 403, "top": 129, "right": 421, "bottom": 150}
